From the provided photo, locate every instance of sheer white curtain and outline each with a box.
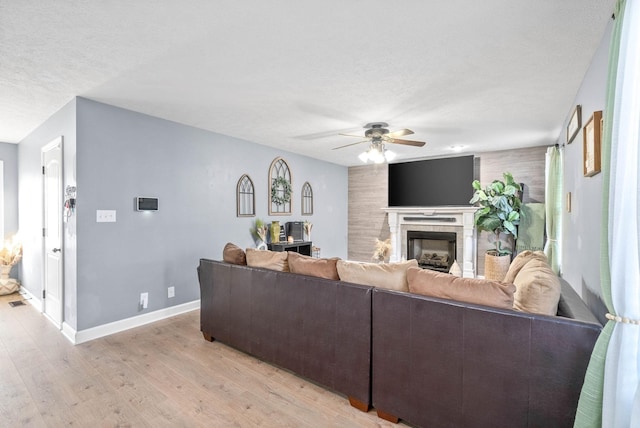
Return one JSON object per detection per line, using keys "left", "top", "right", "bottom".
{"left": 602, "top": 0, "right": 640, "bottom": 425}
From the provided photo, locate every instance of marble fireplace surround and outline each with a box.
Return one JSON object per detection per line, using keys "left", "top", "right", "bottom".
{"left": 383, "top": 206, "right": 478, "bottom": 278}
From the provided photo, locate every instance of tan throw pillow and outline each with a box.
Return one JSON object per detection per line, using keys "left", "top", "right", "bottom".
{"left": 512, "top": 258, "right": 561, "bottom": 315}
{"left": 222, "top": 242, "right": 247, "bottom": 265}
{"left": 245, "top": 248, "right": 289, "bottom": 272}
{"left": 407, "top": 266, "right": 516, "bottom": 310}
{"left": 336, "top": 259, "right": 418, "bottom": 292}
{"left": 503, "top": 250, "right": 548, "bottom": 284}
{"left": 287, "top": 252, "right": 340, "bottom": 280}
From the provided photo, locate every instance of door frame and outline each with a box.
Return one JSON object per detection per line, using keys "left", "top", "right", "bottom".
{"left": 41, "top": 136, "right": 64, "bottom": 328}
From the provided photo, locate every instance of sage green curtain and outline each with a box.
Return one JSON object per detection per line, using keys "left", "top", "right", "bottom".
{"left": 543, "top": 146, "right": 562, "bottom": 274}
{"left": 573, "top": 1, "right": 625, "bottom": 426}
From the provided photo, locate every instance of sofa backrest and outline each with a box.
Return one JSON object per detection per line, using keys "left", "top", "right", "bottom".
{"left": 198, "top": 258, "right": 374, "bottom": 407}
{"left": 371, "top": 287, "right": 602, "bottom": 427}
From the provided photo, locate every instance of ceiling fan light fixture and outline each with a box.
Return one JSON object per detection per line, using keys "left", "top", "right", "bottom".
{"left": 384, "top": 149, "right": 396, "bottom": 162}
{"left": 359, "top": 143, "right": 396, "bottom": 164}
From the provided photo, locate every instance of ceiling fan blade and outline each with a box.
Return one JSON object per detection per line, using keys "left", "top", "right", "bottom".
{"left": 387, "top": 128, "right": 414, "bottom": 138}
{"left": 388, "top": 138, "right": 426, "bottom": 147}
{"left": 332, "top": 140, "right": 369, "bottom": 150}
{"left": 339, "top": 132, "right": 366, "bottom": 138}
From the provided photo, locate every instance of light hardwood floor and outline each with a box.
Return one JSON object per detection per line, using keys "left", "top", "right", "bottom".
{"left": 0, "top": 292, "right": 404, "bottom": 427}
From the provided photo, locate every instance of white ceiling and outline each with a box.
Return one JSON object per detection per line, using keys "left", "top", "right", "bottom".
{"left": 1, "top": 1, "right": 614, "bottom": 166}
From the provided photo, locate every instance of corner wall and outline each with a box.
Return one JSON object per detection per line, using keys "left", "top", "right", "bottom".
{"left": 557, "top": 18, "right": 612, "bottom": 319}
{"left": 17, "top": 99, "right": 77, "bottom": 326}
{"left": 75, "top": 98, "right": 347, "bottom": 330}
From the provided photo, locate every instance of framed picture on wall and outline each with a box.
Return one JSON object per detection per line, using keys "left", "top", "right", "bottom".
{"left": 583, "top": 110, "right": 602, "bottom": 177}
{"left": 567, "top": 105, "right": 582, "bottom": 144}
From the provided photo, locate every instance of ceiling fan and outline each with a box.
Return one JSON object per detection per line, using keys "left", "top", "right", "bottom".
{"left": 333, "top": 122, "right": 426, "bottom": 163}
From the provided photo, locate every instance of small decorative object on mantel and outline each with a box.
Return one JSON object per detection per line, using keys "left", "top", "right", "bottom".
{"left": 567, "top": 104, "right": 582, "bottom": 144}
{"left": 470, "top": 172, "right": 522, "bottom": 281}
{"left": 583, "top": 110, "right": 602, "bottom": 177}
{"left": 304, "top": 220, "right": 313, "bottom": 242}
{"left": 251, "top": 218, "right": 268, "bottom": 250}
{"left": 269, "top": 157, "right": 293, "bottom": 215}
{"left": 0, "top": 235, "right": 23, "bottom": 295}
{"left": 373, "top": 238, "right": 392, "bottom": 263}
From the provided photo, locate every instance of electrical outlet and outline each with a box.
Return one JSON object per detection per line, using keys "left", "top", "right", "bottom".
{"left": 168, "top": 286, "right": 175, "bottom": 298}
{"left": 140, "top": 292, "right": 148, "bottom": 309}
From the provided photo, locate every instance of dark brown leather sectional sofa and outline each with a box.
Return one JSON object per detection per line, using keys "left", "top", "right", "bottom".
{"left": 197, "top": 258, "right": 602, "bottom": 427}
{"left": 197, "top": 258, "right": 373, "bottom": 411}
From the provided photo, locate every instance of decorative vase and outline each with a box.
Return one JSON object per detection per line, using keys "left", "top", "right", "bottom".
{"left": 0, "top": 265, "right": 19, "bottom": 295}
{"left": 484, "top": 252, "right": 511, "bottom": 281}
{"left": 257, "top": 240, "right": 268, "bottom": 251}
{"left": 270, "top": 221, "right": 280, "bottom": 243}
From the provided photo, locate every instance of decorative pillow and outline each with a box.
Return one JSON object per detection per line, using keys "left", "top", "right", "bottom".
{"left": 222, "top": 242, "right": 247, "bottom": 265}
{"left": 503, "top": 250, "right": 548, "bottom": 284}
{"left": 245, "top": 248, "right": 289, "bottom": 272}
{"left": 512, "top": 258, "right": 561, "bottom": 315}
{"left": 336, "top": 259, "right": 418, "bottom": 292}
{"left": 407, "top": 267, "right": 516, "bottom": 310}
{"left": 287, "top": 252, "right": 340, "bottom": 280}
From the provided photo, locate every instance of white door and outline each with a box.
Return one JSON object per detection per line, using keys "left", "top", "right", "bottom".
{"left": 42, "top": 137, "right": 63, "bottom": 328}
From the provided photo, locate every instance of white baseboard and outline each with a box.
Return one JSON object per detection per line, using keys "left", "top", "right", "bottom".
{"left": 63, "top": 300, "right": 200, "bottom": 345}
{"left": 19, "top": 286, "right": 43, "bottom": 312}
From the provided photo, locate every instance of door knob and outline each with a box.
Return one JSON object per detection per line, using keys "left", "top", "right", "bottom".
{"left": 52, "top": 248, "right": 61, "bottom": 253}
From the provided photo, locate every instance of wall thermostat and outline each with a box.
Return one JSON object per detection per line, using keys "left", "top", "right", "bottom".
{"left": 136, "top": 197, "right": 159, "bottom": 211}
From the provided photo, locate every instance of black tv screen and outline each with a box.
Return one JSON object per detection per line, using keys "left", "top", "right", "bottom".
{"left": 388, "top": 156, "right": 476, "bottom": 207}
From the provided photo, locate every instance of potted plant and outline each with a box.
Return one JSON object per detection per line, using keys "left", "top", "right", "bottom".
{"left": 251, "top": 218, "right": 268, "bottom": 250}
{"left": 469, "top": 172, "right": 522, "bottom": 280}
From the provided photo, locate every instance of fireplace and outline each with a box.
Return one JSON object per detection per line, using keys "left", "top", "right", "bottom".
{"left": 383, "top": 206, "right": 478, "bottom": 277}
{"left": 407, "top": 231, "right": 456, "bottom": 272}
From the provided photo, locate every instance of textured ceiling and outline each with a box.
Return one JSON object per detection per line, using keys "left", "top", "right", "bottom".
{"left": 1, "top": 1, "right": 614, "bottom": 166}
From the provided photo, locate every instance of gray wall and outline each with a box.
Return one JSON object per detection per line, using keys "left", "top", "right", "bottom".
{"left": 0, "top": 142, "right": 20, "bottom": 280}
{"left": 0, "top": 142, "right": 19, "bottom": 238}
{"left": 73, "top": 98, "right": 347, "bottom": 330}
{"left": 557, "top": 19, "right": 611, "bottom": 312}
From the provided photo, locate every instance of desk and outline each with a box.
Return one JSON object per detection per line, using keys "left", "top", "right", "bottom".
{"left": 268, "top": 241, "right": 312, "bottom": 256}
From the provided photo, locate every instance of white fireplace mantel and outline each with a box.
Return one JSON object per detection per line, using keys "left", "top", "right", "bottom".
{"left": 383, "top": 206, "right": 478, "bottom": 278}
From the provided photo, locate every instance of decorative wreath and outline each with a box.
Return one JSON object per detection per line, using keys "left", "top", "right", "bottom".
{"left": 271, "top": 176, "right": 292, "bottom": 206}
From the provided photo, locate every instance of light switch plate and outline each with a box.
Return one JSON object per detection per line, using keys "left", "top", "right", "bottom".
{"left": 96, "top": 210, "right": 116, "bottom": 222}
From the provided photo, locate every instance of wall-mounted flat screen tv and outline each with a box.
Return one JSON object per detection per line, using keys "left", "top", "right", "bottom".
{"left": 388, "top": 155, "right": 476, "bottom": 207}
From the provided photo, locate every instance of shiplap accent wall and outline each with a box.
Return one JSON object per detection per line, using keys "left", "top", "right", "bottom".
{"left": 476, "top": 146, "right": 548, "bottom": 275}
{"left": 348, "top": 163, "right": 390, "bottom": 262}
{"left": 348, "top": 145, "right": 548, "bottom": 275}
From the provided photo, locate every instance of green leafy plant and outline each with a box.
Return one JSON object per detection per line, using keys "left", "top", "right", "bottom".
{"left": 251, "top": 218, "right": 267, "bottom": 243}
{"left": 470, "top": 172, "right": 522, "bottom": 256}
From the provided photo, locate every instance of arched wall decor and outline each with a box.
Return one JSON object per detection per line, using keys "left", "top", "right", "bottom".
{"left": 302, "top": 181, "right": 313, "bottom": 215}
{"left": 236, "top": 174, "right": 255, "bottom": 217}
{"left": 269, "top": 157, "right": 292, "bottom": 215}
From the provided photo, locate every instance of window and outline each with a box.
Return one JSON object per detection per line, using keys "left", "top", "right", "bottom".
{"left": 269, "top": 157, "right": 292, "bottom": 215}
{"left": 301, "top": 181, "right": 313, "bottom": 215}
{"left": 236, "top": 174, "right": 255, "bottom": 217}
